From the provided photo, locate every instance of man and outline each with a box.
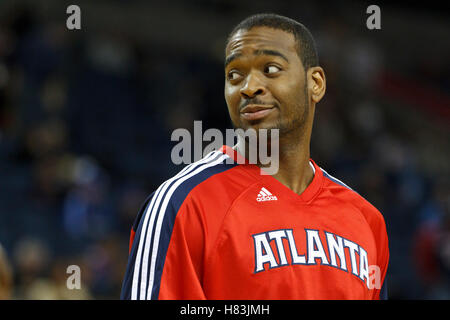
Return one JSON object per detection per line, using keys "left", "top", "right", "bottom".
{"left": 121, "top": 13, "right": 389, "bottom": 300}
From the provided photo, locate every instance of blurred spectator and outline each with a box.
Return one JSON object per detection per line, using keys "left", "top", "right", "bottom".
{"left": 62, "top": 156, "right": 114, "bottom": 243}
{"left": 414, "top": 180, "right": 450, "bottom": 299}
{"left": 0, "top": 244, "right": 13, "bottom": 299}
{"left": 12, "top": 237, "right": 51, "bottom": 298}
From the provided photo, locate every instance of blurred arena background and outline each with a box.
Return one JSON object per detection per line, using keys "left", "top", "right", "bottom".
{"left": 0, "top": 0, "right": 448, "bottom": 299}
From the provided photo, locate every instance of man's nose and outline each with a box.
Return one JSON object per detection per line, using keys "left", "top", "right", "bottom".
{"left": 240, "top": 72, "right": 266, "bottom": 99}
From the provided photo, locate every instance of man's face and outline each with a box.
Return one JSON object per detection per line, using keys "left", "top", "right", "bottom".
{"left": 224, "top": 26, "right": 309, "bottom": 135}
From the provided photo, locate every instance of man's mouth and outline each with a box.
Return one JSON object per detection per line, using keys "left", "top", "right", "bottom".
{"left": 240, "top": 104, "right": 276, "bottom": 121}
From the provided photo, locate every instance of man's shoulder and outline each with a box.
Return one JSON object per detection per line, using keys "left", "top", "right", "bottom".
{"left": 149, "top": 150, "right": 256, "bottom": 209}
{"left": 319, "top": 166, "right": 386, "bottom": 226}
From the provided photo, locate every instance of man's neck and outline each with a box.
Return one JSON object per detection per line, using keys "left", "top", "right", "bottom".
{"left": 234, "top": 133, "right": 314, "bottom": 195}
{"left": 273, "top": 141, "right": 314, "bottom": 195}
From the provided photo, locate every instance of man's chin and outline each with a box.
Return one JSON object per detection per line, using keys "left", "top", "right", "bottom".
{"left": 237, "top": 120, "right": 280, "bottom": 133}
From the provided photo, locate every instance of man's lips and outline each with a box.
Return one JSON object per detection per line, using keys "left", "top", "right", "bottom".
{"left": 240, "top": 104, "right": 276, "bottom": 121}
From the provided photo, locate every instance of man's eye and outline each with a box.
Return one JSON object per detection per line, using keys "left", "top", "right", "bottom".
{"left": 227, "top": 71, "right": 241, "bottom": 81}
{"left": 264, "top": 65, "right": 281, "bottom": 74}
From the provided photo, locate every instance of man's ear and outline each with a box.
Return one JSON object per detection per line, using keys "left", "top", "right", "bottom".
{"left": 308, "top": 66, "right": 326, "bottom": 103}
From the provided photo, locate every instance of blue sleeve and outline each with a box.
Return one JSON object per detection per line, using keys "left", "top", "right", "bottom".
{"left": 120, "top": 193, "right": 154, "bottom": 300}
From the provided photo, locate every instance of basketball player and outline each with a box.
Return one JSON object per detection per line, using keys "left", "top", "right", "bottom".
{"left": 121, "top": 13, "right": 389, "bottom": 300}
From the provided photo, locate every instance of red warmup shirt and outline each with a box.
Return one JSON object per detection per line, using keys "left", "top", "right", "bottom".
{"left": 120, "top": 145, "right": 389, "bottom": 300}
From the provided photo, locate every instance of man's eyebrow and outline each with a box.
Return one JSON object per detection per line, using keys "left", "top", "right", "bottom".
{"left": 253, "top": 49, "right": 289, "bottom": 63}
{"left": 224, "top": 49, "right": 289, "bottom": 68}
{"left": 224, "top": 52, "right": 242, "bottom": 68}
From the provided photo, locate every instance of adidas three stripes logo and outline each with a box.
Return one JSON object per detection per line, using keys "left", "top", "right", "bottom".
{"left": 256, "top": 187, "right": 278, "bottom": 202}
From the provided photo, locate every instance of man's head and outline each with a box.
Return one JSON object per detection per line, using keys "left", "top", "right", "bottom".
{"left": 227, "top": 13, "right": 319, "bottom": 73}
{"left": 224, "top": 13, "right": 326, "bottom": 139}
